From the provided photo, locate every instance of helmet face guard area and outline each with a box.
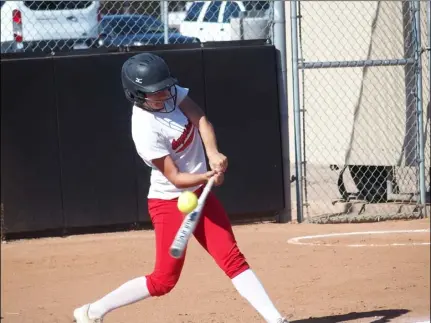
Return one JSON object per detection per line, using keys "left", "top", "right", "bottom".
{"left": 121, "top": 53, "right": 179, "bottom": 113}
{"left": 139, "top": 85, "right": 178, "bottom": 113}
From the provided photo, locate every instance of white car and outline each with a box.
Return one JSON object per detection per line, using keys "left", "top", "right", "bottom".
{"left": 179, "top": 1, "right": 270, "bottom": 42}
{"left": 1, "top": 0, "right": 100, "bottom": 53}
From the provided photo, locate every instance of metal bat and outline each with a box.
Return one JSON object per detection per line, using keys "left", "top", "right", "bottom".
{"left": 169, "top": 177, "right": 215, "bottom": 259}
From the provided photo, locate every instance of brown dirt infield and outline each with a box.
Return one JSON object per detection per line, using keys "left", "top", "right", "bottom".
{"left": 1, "top": 218, "right": 430, "bottom": 323}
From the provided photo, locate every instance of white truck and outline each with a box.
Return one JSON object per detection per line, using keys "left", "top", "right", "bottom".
{"left": 179, "top": 1, "right": 270, "bottom": 42}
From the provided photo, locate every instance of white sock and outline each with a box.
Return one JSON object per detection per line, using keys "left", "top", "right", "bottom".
{"left": 88, "top": 276, "right": 151, "bottom": 319}
{"left": 231, "top": 269, "right": 283, "bottom": 323}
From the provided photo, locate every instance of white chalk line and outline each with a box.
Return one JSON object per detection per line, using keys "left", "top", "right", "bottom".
{"left": 412, "top": 319, "right": 430, "bottom": 323}
{"left": 287, "top": 229, "right": 431, "bottom": 247}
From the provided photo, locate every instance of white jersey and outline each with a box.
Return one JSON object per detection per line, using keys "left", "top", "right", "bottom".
{"left": 131, "top": 85, "right": 208, "bottom": 200}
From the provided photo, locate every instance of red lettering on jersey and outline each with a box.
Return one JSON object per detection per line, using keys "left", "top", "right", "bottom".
{"left": 172, "top": 119, "right": 195, "bottom": 153}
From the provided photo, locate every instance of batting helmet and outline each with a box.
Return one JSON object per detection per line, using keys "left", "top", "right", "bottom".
{"left": 121, "top": 53, "right": 178, "bottom": 112}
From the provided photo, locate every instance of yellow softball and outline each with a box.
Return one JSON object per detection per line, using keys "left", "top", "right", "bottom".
{"left": 177, "top": 191, "right": 198, "bottom": 214}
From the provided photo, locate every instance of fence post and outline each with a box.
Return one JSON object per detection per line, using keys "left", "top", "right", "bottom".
{"left": 427, "top": 0, "right": 431, "bottom": 211}
{"left": 428, "top": 1, "right": 431, "bottom": 91}
{"left": 161, "top": 0, "right": 169, "bottom": 44}
{"left": 273, "top": 0, "right": 291, "bottom": 223}
{"left": 289, "top": 0, "right": 304, "bottom": 223}
{"left": 412, "top": 0, "right": 427, "bottom": 213}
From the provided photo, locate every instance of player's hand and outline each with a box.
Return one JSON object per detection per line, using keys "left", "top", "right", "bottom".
{"left": 203, "top": 170, "right": 217, "bottom": 181}
{"left": 208, "top": 152, "right": 228, "bottom": 173}
{"left": 213, "top": 171, "right": 225, "bottom": 187}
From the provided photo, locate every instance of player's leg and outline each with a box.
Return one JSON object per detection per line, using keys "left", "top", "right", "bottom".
{"left": 144, "top": 198, "right": 189, "bottom": 297}
{"left": 73, "top": 198, "right": 187, "bottom": 322}
{"left": 193, "top": 192, "right": 288, "bottom": 323}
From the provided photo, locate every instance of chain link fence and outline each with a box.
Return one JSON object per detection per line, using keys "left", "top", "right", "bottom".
{"left": 291, "top": 1, "right": 430, "bottom": 223}
{"left": 0, "top": 0, "right": 274, "bottom": 54}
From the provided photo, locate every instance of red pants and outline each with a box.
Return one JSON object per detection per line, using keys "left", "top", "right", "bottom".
{"left": 145, "top": 189, "right": 250, "bottom": 297}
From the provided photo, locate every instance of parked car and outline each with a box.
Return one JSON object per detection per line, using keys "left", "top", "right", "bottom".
{"left": 94, "top": 14, "right": 200, "bottom": 48}
{"left": 1, "top": 0, "right": 101, "bottom": 53}
{"left": 179, "top": 1, "right": 270, "bottom": 42}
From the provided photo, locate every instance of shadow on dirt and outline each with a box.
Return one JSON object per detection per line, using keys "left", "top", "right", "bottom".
{"left": 291, "top": 309, "right": 411, "bottom": 323}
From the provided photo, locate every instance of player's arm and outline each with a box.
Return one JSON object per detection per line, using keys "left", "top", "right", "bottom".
{"left": 151, "top": 154, "right": 215, "bottom": 189}
{"left": 179, "top": 96, "right": 228, "bottom": 173}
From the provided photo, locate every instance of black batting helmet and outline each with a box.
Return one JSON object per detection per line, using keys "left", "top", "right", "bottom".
{"left": 121, "top": 53, "right": 178, "bottom": 112}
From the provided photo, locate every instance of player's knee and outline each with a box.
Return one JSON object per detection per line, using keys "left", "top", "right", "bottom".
{"left": 152, "top": 280, "right": 177, "bottom": 296}
{"left": 147, "top": 275, "right": 180, "bottom": 297}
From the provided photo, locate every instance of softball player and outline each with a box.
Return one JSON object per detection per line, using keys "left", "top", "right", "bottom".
{"left": 73, "top": 53, "right": 289, "bottom": 323}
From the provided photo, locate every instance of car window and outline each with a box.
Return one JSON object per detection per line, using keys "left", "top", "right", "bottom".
{"left": 101, "top": 17, "right": 163, "bottom": 35}
{"left": 243, "top": 1, "right": 270, "bottom": 11}
{"left": 23, "top": 1, "right": 92, "bottom": 10}
{"left": 203, "top": 1, "right": 221, "bottom": 23}
{"left": 183, "top": 2, "right": 204, "bottom": 22}
{"left": 223, "top": 2, "right": 241, "bottom": 23}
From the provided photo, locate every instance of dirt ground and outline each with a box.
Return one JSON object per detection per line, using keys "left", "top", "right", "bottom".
{"left": 1, "top": 218, "right": 430, "bottom": 323}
